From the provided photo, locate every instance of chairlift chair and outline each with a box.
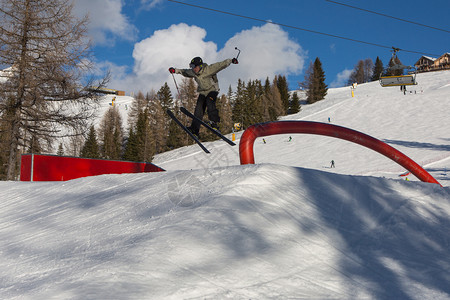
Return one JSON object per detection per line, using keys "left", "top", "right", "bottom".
{"left": 379, "top": 47, "right": 417, "bottom": 87}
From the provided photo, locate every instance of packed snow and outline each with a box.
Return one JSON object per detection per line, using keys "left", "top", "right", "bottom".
{"left": 0, "top": 71, "right": 449, "bottom": 299}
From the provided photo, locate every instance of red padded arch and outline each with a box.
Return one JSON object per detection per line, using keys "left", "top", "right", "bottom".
{"left": 239, "top": 121, "right": 441, "bottom": 186}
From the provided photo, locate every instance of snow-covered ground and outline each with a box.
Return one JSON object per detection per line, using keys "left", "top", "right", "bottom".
{"left": 0, "top": 71, "right": 449, "bottom": 299}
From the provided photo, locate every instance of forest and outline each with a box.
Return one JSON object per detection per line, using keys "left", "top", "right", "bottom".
{"left": 78, "top": 75, "right": 303, "bottom": 164}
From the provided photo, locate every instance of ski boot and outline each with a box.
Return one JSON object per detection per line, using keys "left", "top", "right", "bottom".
{"left": 186, "top": 126, "right": 200, "bottom": 139}
{"left": 209, "top": 121, "right": 220, "bottom": 133}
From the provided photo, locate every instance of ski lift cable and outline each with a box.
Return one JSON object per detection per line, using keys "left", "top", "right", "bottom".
{"left": 166, "top": 0, "right": 440, "bottom": 57}
{"left": 325, "top": 0, "right": 450, "bottom": 34}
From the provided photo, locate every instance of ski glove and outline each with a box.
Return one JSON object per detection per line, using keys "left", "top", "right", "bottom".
{"left": 232, "top": 58, "right": 238, "bottom": 64}
{"left": 169, "top": 67, "right": 176, "bottom": 73}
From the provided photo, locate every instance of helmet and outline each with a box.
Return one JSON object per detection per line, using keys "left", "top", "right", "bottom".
{"left": 189, "top": 57, "right": 203, "bottom": 69}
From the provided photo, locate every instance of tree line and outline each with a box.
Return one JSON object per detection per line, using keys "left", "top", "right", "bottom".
{"left": 78, "top": 75, "right": 301, "bottom": 163}
{"left": 78, "top": 60, "right": 335, "bottom": 164}
{"left": 347, "top": 55, "right": 403, "bottom": 85}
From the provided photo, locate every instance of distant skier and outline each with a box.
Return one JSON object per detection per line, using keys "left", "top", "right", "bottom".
{"left": 169, "top": 56, "right": 238, "bottom": 137}
{"left": 288, "top": 136, "right": 292, "bottom": 142}
{"left": 263, "top": 138, "right": 266, "bottom": 144}
{"left": 330, "top": 160, "right": 335, "bottom": 168}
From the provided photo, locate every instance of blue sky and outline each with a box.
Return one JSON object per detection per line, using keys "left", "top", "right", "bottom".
{"left": 73, "top": 0, "right": 449, "bottom": 94}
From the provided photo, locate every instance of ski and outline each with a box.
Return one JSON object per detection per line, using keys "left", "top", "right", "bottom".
{"left": 166, "top": 109, "right": 210, "bottom": 154}
{"left": 180, "top": 107, "right": 236, "bottom": 146}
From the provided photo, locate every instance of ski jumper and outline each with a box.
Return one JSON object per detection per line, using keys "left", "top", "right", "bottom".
{"left": 175, "top": 59, "right": 232, "bottom": 135}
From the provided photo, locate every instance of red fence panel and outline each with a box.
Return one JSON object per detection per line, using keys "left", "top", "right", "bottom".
{"left": 20, "top": 154, "right": 165, "bottom": 181}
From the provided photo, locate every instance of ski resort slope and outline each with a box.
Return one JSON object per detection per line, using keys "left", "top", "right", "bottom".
{"left": 154, "top": 70, "right": 450, "bottom": 187}
{"left": 0, "top": 71, "right": 449, "bottom": 299}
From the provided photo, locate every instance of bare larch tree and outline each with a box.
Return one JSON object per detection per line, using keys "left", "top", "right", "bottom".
{"left": 0, "top": 0, "right": 108, "bottom": 180}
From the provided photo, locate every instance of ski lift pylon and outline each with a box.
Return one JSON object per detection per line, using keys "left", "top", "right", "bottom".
{"left": 379, "top": 47, "right": 417, "bottom": 87}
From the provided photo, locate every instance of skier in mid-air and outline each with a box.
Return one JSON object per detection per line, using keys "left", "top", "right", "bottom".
{"left": 169, "top": 56, "right": 238, "bottom": 137}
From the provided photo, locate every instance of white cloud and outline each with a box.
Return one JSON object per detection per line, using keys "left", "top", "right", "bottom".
{"left": 140, "top": 0, "right": 164, "bottom": 10}
{"left": 330, "top": 69, "right": 352, "bottom": 88}
{"left": 73, "top": 0, "right": 138, "bottom": 45}
{"left": 94, "top": 60, "right": 129, "bottom": 79}
{"left": 105, "top": 23, "right": 307, "bottom": 94}
{"left": 132, "top": 24, "right": 218, "bottom": 76}
{"left": 217, "top": 23, "right": 306, "bottom": 91}
{"left": 330, "top": 43, "right": 336, "bottom": 53}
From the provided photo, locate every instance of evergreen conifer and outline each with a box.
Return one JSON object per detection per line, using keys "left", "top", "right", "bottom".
{"left": 80, "top": 126, "right": 100, "bottom": 159}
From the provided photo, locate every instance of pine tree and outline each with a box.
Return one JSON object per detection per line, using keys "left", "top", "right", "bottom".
{"left": 254, "top": 80, "right": 265, "bottom": 124}
{"left": 261, "top": 77, "right": 273, "bottom": 121}
{"left": 232, "top": 79, "right": 246, "bottom": 128}
{"left": 302, "top": 58, "right": 328, "bottom": 104}
{"left": 166, "top": 109, "right": 185, "bottom": 149}
{"left": 372, "top": 56, "right": 384, "bottom": 81}
{"left": 123, "top": 128, "right": 138, "bottom": 161}
{"left": 128, "top": 91, "right": 147, "bottom": 129}
{"left": 147, "top": 91, "right": 166, "bottom": 154}
{"left": 217, "top": 94, "right": 233, "bottom": 134}
{"left": 243, "top": 80, "right": 263, "bottom": 127}
{"left": 270, "top": 78, "right": 284, "bottom": 119}
{"left": 227, "top": 85, "right": 234, "bottom": 101}
{"left": 276, "top": 75, "right": 290, "bottom": 114}
{"left": 157, "top": 82, "right": 174, "bottom": 113}
{"left": 98, "top": 106, "right": 123, "bottom": 160}
{"left": 290, "top": 92, "right": 301, "bottom": 114}
{"left": 124, "top": 108, "right": 155, "bottom": 162}
{"left": 178, "top": 78, "right": 198, "bottom": 145}
{"left": 135, "top": 109, "right": 155, "bottom": 162}
{"left": 230, "top": 76, "right": 287, "bottom": 128}
{"left": 156, "top": 82, "right": 174, "bottom": 150}
{"left": 261, "top": 77, "right": 283, "bottom": 122}
{"left": 80, "top": 126, "right": 100, "bottom": 159}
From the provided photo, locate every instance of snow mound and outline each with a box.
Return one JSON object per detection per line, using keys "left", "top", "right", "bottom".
{"left": 1, "top": 165, "right": 449, "bottom": 298}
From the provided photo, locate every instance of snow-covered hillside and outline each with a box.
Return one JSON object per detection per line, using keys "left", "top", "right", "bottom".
{"left": 0, "top": 71, "right": 449, "bottom": 299}
{"left": 154, "top": 70, "right": 450, "bottom": 186}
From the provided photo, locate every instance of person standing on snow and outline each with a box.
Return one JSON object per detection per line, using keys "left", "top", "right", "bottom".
{"left": 169, "top": 56, "right": 238, "bottom": 137}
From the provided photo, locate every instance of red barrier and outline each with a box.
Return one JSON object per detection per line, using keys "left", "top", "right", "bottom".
{"left": 20, "top": 154, "right": 165, "bottom": 181}
{"left": 239, "top": 121, "right": 441, "bottom": 186}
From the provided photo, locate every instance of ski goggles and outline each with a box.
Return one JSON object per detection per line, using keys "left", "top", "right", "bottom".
{"left": 190, "top": 63, "right": 201, "bottom": 70}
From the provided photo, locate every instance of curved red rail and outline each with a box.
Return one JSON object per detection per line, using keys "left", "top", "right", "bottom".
{"left": 239, "top": 121, "right": 441, "bottom": 186}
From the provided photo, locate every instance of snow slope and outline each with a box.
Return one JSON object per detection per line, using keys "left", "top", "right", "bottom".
{"left": 0, "top": 71, "right": 449, "bottom": 299}
{"left": 154, "top": 70, "right": 450, "bottom": 186}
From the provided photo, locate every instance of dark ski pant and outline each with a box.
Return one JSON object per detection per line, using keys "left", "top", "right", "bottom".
{"left": 190, "top": 91, "right": 220, "bottom": 135}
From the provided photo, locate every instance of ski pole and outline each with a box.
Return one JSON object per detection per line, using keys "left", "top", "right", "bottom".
{"left": 171, "top": 73, "right": 181, "bottom": 99}
{"left": 235, "top": 47, "right": 241, "bottom": 60}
